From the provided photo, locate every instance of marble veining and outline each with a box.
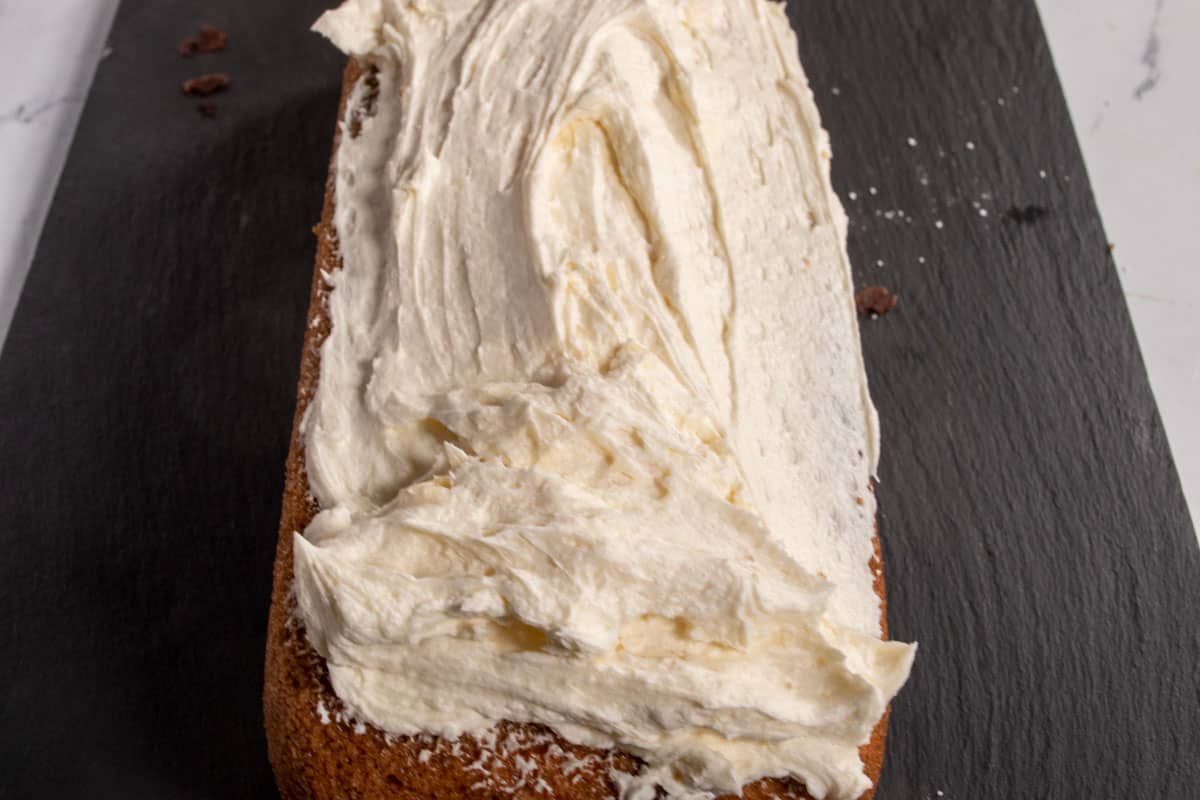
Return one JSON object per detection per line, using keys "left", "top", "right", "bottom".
{"left": 0, "top": 0, "right": 119, "bottom": 352}
{"left": 0, "top": 96, "right": 85, "bottom": 126}
{"left": 1133, "top": 0, "right": 1166, "bottom": 100}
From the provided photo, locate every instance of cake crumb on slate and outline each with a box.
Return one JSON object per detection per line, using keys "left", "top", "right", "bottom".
{"left": 182, "top": 73, "right": 231, "bottom": 96}
{"left": 179, "top": 24, "right": 227, "bottom": 56}
{"left": 856, "top": 286, "right": 899, "bottom": 318}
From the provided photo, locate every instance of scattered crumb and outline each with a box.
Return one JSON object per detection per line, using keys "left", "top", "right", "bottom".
{"left": 918, "top": 256, "right": 926, "bottom": 264}
{"left": 831, "top": 86, "right": 841, "bottom": 95}
{"left": 349, "top": 67, "right": 382, "bottom": 138}
{"left": 978, "top": 208, "right": 989, "bottom": 218}
{"left": 179, "top": 24, "right": 228, "bottom": 56}
{"left": 907, "top": 136, "right": 917, "bottom": 147}
{"left": 1006, "top": 205, "right": 1048, "bottom": 224}
{"left": 848, "top": 191, "right": 857, "bottom": 200}
{"left": 855, "top": 286, "right": 898, "bottom": 317}
{"left": 934, "top": 220, "right": 945, "bottom": 229}
{"left": 182, "top": 73, "right": 231, "bottom": 96}
{"left": 1107, "top": 242, "right": 1116, "bottom": 252}
{"left": 1039, "top": 169, "right": 1048, "bottom": 179}
{"left": 196, "top": 101, "right": 217, "bottom": 118}
{"left": 868, "top": 186, "right": 878, "bottom": 196}
{"left": 965, "top": 141, "right": 976, "bottom": 150}
{"left": 997, "top": 97, "right": 1006, "bottom": 106}
{"left": 875, "top": 259, "right": 885, "bottom": 267}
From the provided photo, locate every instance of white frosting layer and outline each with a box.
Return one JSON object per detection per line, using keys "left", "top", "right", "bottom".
{"left": 298, "top": 1, "right": 915, "bottom": 797}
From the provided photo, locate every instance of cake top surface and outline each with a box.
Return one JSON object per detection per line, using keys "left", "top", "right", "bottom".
{"left": 295, "top": 1, "right": 914, "bottom": 796}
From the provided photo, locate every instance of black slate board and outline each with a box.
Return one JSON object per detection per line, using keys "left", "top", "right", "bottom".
{"left": 0, "top": 1, "right": 1196, "bottom": 798}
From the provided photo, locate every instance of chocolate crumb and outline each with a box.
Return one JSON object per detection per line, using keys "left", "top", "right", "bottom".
{"left": 1005, "top": 204, "right": 1048, "bottom": 224}
{"left": 855, "top": 286, "right": 898, "bottom": 317}
{"left": 179, "top": 24, "right": 228, "bottom": 57}
{"left": 348, "top": 67, "right": 381, "bottom": 139}
{"left": 197, "top": 101, "right": 217, "bottom": 119}
{"left": 1107, "top": 242, "right": 1116, "bottom": 253}
{"left": 182, "top": 73, "right": 231, "bottom": 96}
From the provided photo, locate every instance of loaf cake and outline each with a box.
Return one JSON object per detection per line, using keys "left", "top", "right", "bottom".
{"left": 264, "top": 2, "right": 916, "bottom": 798}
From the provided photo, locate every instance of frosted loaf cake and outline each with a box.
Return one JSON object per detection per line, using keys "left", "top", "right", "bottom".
{"left": 264, "top": 1, "right": 916, "bottom": 798}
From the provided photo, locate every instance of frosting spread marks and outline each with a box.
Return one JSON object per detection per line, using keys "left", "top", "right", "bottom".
{"left": 298, "top": 1, "right": 915, "bottom": 797}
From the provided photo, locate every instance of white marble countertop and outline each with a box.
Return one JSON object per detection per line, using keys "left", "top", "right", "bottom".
{"left": 0, "top": 0, "right": 1196, "bottom": 525}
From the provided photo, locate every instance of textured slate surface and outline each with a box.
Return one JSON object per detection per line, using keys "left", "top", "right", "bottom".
{"left": 0, "top": 1, "right": 1196, "bottom": 798}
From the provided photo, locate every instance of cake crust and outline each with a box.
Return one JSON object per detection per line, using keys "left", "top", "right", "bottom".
{"left": 263, "top": 60, "right": 891, "bottom": 800}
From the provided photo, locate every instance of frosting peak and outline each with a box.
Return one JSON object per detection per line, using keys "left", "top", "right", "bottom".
{"left": 298, "top": 1, "right": 914, "bottom": 797}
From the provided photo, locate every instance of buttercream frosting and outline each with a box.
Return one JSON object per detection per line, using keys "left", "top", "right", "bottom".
{"left": 296, "top": 1, "right": 915, "bottom": 797}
